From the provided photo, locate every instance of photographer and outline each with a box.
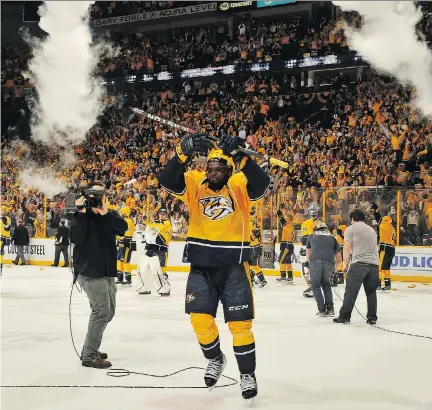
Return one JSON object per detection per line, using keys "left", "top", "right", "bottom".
{"left": 70, "top": 182, "right": 128, "bottom": 369}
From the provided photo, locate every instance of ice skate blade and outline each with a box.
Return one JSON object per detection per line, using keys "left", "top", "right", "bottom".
{"left": 245, "top": 397, "right": 255, "bottom": 407}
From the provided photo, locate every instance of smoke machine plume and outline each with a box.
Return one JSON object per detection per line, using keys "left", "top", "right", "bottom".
{"left": 333, "top": 1, "right": 432, "bottom": 117}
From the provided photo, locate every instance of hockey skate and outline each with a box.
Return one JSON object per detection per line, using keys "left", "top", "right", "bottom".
{"left": 254, "top": 279, "right": 268, "bottom": 289}
{"left": 381, "top": 279, "right": 391, "bottom": 291}
{"left": 240, "top": 373, "right": 258, "bottom": 405}
{"left": 204, "top": 353, "right": 227, "bottom": 390}
{"left": 303, "top": 287, "right": 313, "bottom": 298}
{"left": 276, "top": 277, "right": 293, "bottom": 284}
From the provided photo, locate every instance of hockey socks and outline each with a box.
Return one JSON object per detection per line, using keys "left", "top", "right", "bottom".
{"left": 191, "top": 313, "right": 221, "bottom": 360}
{"left": 229, "top": 321, "right": 256, "bottom": 375}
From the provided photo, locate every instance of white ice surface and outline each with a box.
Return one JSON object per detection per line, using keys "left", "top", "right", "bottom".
{"left": 1, "top": 266, "right": 432, "bottom": 410}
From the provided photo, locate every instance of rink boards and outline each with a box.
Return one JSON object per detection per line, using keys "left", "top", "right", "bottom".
{"left": 3, "top": 239, "right": 432, "bottom": 282}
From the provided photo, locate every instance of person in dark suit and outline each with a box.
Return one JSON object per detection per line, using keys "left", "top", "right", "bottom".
{"left": 12, "top": 219, "right": 30, "bottom": 265}
{"left": 52, "top": 220, "right": 70, "bottom": 267}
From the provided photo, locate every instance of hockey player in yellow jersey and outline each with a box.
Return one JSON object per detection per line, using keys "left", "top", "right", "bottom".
{"left": 249, "top": 218, "right": 267, "bottom": 288}
{"left": 299, "top": 204, "right": 320, "bottom": 297}
{"left": 1, "top": 207, "right": 11, "bottom": 275}
{"left": 136, "top": 208, "right": 173, "bottom": 296}
{"left": 157, "top": 133, "right": 270, "bottom": 403}
{"left": 116, "top": 207, "right": 136, "bottom": 285}
{"left": 276, "top": 209, "right": 295, "bottom": 283}
{"left": 332, "top": 222, "right": 347, "bottom": 286}
{"left": 371, "top": 202, "right": 395, "bottom": 291}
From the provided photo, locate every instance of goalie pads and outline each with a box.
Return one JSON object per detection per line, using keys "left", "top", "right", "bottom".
{"left": 136, "top": 253, "right": 171, "bottom": 295}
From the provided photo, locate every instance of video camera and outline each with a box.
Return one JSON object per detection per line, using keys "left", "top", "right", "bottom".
{"left": 64, "top": 187, "right": 104, "bottom": 214}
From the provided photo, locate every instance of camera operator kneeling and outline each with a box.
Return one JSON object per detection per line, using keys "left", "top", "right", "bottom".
{"left": 70, "top": 182, "right": 128, "bottom": 369}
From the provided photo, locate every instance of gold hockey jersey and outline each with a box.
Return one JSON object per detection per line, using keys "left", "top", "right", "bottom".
{"left": 117, "top": 217, "right": 136, "bottom": 246}
{"left": 174, "top": 170, "right": 254, "bottom": 266}
{"left": 250, "top": 220, "right": 261, "bottom": 248}
{"left": 1, "top": 216, "right": 11, "bottom": 239}
{"left": 281, "top": 218, "right": 295, "bottom": 244}
{"left": 333, "top": 225, "right": 347, "bottom": 247}
{"left": 301, "top": 218, "right": 316, "bottom": 238}
{"left": 379, "top": 217, "right": 395, "bottom": 247}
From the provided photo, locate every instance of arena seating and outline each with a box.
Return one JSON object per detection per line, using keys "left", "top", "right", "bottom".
{"left": 1, "top": 8, "right": 431, "bottom": 245}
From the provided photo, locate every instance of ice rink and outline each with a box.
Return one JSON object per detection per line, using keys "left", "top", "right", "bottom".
{"left": 1, "top": 266, "right": 432, "bottom": 410}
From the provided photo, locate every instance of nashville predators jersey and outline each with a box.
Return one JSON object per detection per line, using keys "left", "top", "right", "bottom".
{"left": 250, "top": 221, "right": 261, "bottom": 248}
{"left": 145, "top": 220, "right": 173, "bottom": 252}
{"left": 124, "top": 217, "right": 136, "bottom": 238}
{"left": 281, "top": 219, "right": 295, "bottom": 244}
{"left": 173, "top": 170, "right": 255, "bottom": 266}
{"left": 379, "top": 217, "right": 395, "bottom": 247}
{"left": 333, "top": 225, "right": 347, "bottom": 247}
{"left": 118, "top": 217, "right": 136, "bottom": 243}
{"left": 301, "top": 218, "right": 316, "bottom": 238}
{"left": 1, "top": 216, "right": 11, "bottom": 238}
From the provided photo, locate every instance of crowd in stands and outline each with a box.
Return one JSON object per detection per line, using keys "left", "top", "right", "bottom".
{"left": 99, "top": 14, "right": 352, "bottom": 75}
{"left": 1, "top": 7, "right": 432, "bottom": 246}
{"left": 2, "top": 66, "right": 431, "bottom": 244}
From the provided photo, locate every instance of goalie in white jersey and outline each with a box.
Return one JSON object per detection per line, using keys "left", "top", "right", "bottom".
{"left": 136, "top": 209, "right": 173, "bottom": 296}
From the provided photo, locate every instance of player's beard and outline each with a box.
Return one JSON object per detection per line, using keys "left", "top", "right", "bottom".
{"left": 208, "top": 174, "right": 230, "bottom": 191}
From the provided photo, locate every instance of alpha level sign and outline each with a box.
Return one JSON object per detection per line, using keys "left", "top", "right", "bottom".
{"left": 94, "top": 3, "right": 217, "bottom": 27}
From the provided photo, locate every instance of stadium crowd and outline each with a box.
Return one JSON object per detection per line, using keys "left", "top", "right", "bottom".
{"left": 98, "top": 14, "right": 352, "bottom": 75}
{"left": 2, "top": 66, "right": 431, "bottom": 244}
{"left": 1, "top": 8, "right": 432, "bottom": 246}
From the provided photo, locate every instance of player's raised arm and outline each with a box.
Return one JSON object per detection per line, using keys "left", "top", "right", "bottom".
{"left": 157, "top": 132, "right": 213, "bottom": 196}
{"left": 218, "top": 135, "right": 270, "bottom": 200}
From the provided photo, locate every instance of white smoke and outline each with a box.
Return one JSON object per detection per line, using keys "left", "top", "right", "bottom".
{"left": 20, "top": 168, "right": 67, "bottom": 198}
{"left": 18, "top": 2, "right": 113, "bottom": 197}
{"left": 333, "top": 1, "right": 432, "bottom": 117}
{"left": 27, "top": 1, "right": 108, "bottom": 146}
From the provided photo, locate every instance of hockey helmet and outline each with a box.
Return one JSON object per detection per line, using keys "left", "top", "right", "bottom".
{"left": 306, "top": 203, "right": 320, "bottom": 218}
{"left": 119, "top": 206, "right": 131, "bottom": 217}
{"left": 207, "top": 149, "right": 235, "bottom": 170}
{"left": 314, "top": 220, "right": 328, "bottom": 231}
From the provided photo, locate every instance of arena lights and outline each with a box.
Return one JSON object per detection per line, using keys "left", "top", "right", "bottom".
{"left": 101, "top": 53, "right": 363, "bottom": 84}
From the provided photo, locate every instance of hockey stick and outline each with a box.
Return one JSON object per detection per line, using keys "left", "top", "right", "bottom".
{"left": 131, "top": 108, "right": 288, "bottom": 169}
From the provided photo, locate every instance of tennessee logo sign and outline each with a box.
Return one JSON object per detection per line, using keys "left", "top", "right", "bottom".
{"left": 200, "top": 196, "right": 234, "bottom": 221}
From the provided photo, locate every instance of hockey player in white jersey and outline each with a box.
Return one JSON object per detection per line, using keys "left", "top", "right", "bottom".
{"left": 136, "top": 209, "right": 172, "bottom": 296}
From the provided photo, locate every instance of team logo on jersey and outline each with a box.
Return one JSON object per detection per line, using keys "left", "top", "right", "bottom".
{"left": 200, "top": 196, "right": 234, "bottom": 221}
{"left": 186, "top": 293, "right": 196, "bottom": 303}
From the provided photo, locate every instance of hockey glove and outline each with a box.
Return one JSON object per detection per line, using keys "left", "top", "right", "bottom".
{"left": 219, "top": 135, "right": 246, "bottom": 162}
{"left": 1, "top": 216, "right": 7, "bottom": 225}
{"left": 276, "top": 210, "right": 283, "bottom": 219}
{"left": 176, "top": 133, "right": 213, "bottom": 163}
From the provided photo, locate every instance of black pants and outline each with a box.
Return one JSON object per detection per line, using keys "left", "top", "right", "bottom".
{"left": 54, "top": 245, "right": 69, "bottom": 266}
{"left": 185, "top": 263, "right": 254, "bottom": 322}
{"left": 339, "top": 263, "right": 379, "bottom": 321}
